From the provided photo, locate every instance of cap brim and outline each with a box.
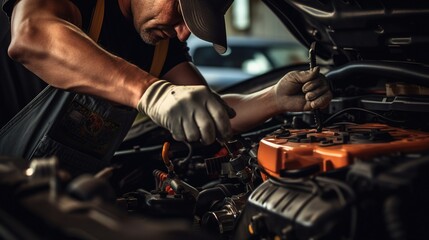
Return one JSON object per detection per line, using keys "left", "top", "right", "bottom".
{"left": 179, "top": 0, "right": 227, "bottom": 54}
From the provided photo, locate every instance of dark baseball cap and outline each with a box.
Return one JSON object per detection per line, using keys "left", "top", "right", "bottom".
{"left": 178, "top": 0, "right": 234, "bottom": 54}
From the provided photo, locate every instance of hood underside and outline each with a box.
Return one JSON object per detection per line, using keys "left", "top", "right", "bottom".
{"left": 263, "top": 0, "right": 429, "bottom": 65}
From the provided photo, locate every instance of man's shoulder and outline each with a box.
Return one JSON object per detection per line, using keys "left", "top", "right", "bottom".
{"left": 1, "top": 0, "right": 96, "bottom": 20}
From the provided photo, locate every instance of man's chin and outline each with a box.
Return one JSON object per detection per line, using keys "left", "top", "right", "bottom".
{"left": 140, "top": 32, "right": 164, "bottom": 45}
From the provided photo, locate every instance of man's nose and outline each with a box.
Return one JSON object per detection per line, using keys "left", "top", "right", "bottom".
{"left": 175, "top": 23, "right": 191, "bottom": 42}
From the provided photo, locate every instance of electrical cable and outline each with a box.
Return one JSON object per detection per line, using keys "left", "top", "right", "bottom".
{"left": 177, "top": 141, "right": 193, "bottom": 167}
{"left": 323, "top": 107, "right": 406, "bottom": 125}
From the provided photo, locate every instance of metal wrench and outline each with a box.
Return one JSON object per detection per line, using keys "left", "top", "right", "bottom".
{"left": 309, "top": 42, "right": 323, "bottom": 132}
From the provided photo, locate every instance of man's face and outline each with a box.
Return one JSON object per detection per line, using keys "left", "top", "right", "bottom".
{"left": 130, "top": 0, "right": 191, "bottom": 45}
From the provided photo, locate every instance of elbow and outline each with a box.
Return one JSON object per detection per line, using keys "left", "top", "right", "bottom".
{"left": 7, "top": 34, "right": 26, "bottom": 62}
{"left": 8, "top": 18, "right": 45, "bottom": 63}
{"left": 8, "top": 41, "right": 28, "bottom": 64}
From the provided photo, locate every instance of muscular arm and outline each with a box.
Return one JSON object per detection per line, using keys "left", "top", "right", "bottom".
{"left": 221, "top": 89, "right": 279, "bottom": 133}
{"left": 165, "top": 61, "right": 279, "bottom": 134}
{"left": 8, "top": 0, "right": 156, "bottom": 108}
{"left": 166, "top": 60, "right": 332, "bottom": 135}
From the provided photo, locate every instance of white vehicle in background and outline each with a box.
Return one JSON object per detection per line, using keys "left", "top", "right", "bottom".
{"left": 187, "top": 35, "right": 308, "bottom": 91}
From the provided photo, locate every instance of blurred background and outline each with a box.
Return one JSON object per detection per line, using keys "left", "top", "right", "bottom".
{"left": 188, "top": 0, "right": 308, "bottom": 91}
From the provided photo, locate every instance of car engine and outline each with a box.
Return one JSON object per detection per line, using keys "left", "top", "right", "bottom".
{"left": 1, "top": 60, "right": 429, "bottom": 240}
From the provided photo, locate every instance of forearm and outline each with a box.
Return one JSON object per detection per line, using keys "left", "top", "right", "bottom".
{"left": 224, "top": 67, "right": 333, "bottom": 134}
{"left": 222, "top": 86, "right": 280, "bottom": 133}
{"left": 8, "top": 0, "right": 156, "bottom": 108}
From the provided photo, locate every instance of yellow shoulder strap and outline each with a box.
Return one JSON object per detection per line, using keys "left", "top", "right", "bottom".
{"left": 88, "top": 0, "right": 169, "bottom": 77}
{"left": 149, "top": 39, "right": 170, "bottom": 77}
{"left": 88, "top": 0, "right": 104, "bottom": 42}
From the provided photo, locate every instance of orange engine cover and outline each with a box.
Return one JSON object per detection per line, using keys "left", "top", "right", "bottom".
{"left": 258, "top": 123, "right": 429, "bottom": 178}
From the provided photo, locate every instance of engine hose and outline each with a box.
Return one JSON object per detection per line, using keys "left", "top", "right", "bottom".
{"left": 380, "top": 155, "right": 429, "bottom": 240}
{"left": 162, "top": 142, "right": 175, "bottom": 175}
{"left": 195, "top": 184, "right": 243, "bottom": 217}
{"left": 177, "top": 141, "right": 193, "bottom": 167}
{"left": 383, "top": 195, "right": 407, "bottom": 240}
{"left": 326, "top": 61, "right": 429, "bottom": 87}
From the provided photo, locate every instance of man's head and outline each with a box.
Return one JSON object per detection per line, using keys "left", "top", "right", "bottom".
{"left": 130, "top": 0, "right": 233, "bottom": 54}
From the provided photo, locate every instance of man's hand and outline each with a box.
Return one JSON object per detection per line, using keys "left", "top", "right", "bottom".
{"left": 137, "top": 80, "right": 234, "bottom": 144}
{"left": 273, "top": 67, "right": 332, "bottom": 112}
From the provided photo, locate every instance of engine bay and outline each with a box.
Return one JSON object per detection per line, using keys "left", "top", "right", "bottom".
{"left": 2, "top": 60, "right": 429, "bottom": 240}
{"left": 2, "top": 0, "right": 429, "bottom": 239}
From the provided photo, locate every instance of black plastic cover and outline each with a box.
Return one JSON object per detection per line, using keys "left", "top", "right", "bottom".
{"left": 232, "top": 178, "right": 353, "bottom": 240}
{"left": 264, "top": 0, "right": 429, "bottom": 64}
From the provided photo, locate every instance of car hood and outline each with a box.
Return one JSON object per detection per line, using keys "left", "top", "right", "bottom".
{"left": 263, "top": 0, "right": 429, "bottom": 64}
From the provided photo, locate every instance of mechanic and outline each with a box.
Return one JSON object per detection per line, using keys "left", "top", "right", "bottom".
{"left": 1, "top": 0, "right": 332, "bottom": 145}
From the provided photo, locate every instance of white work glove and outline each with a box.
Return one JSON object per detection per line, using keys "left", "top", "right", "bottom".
{"left": 272, "top": 67, "right": 332, "bottom": 112}
{"left": 137, "top": 80, "right": 235, "bottom": 144}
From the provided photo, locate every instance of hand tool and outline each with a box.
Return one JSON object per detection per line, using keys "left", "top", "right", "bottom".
{"left": 309, "top": 42, "right": 323, "bottom": 132}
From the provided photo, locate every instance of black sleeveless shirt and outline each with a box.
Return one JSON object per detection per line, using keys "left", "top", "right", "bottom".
{"left": 0, "top": 0, "right": 191, "bottom": 127}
